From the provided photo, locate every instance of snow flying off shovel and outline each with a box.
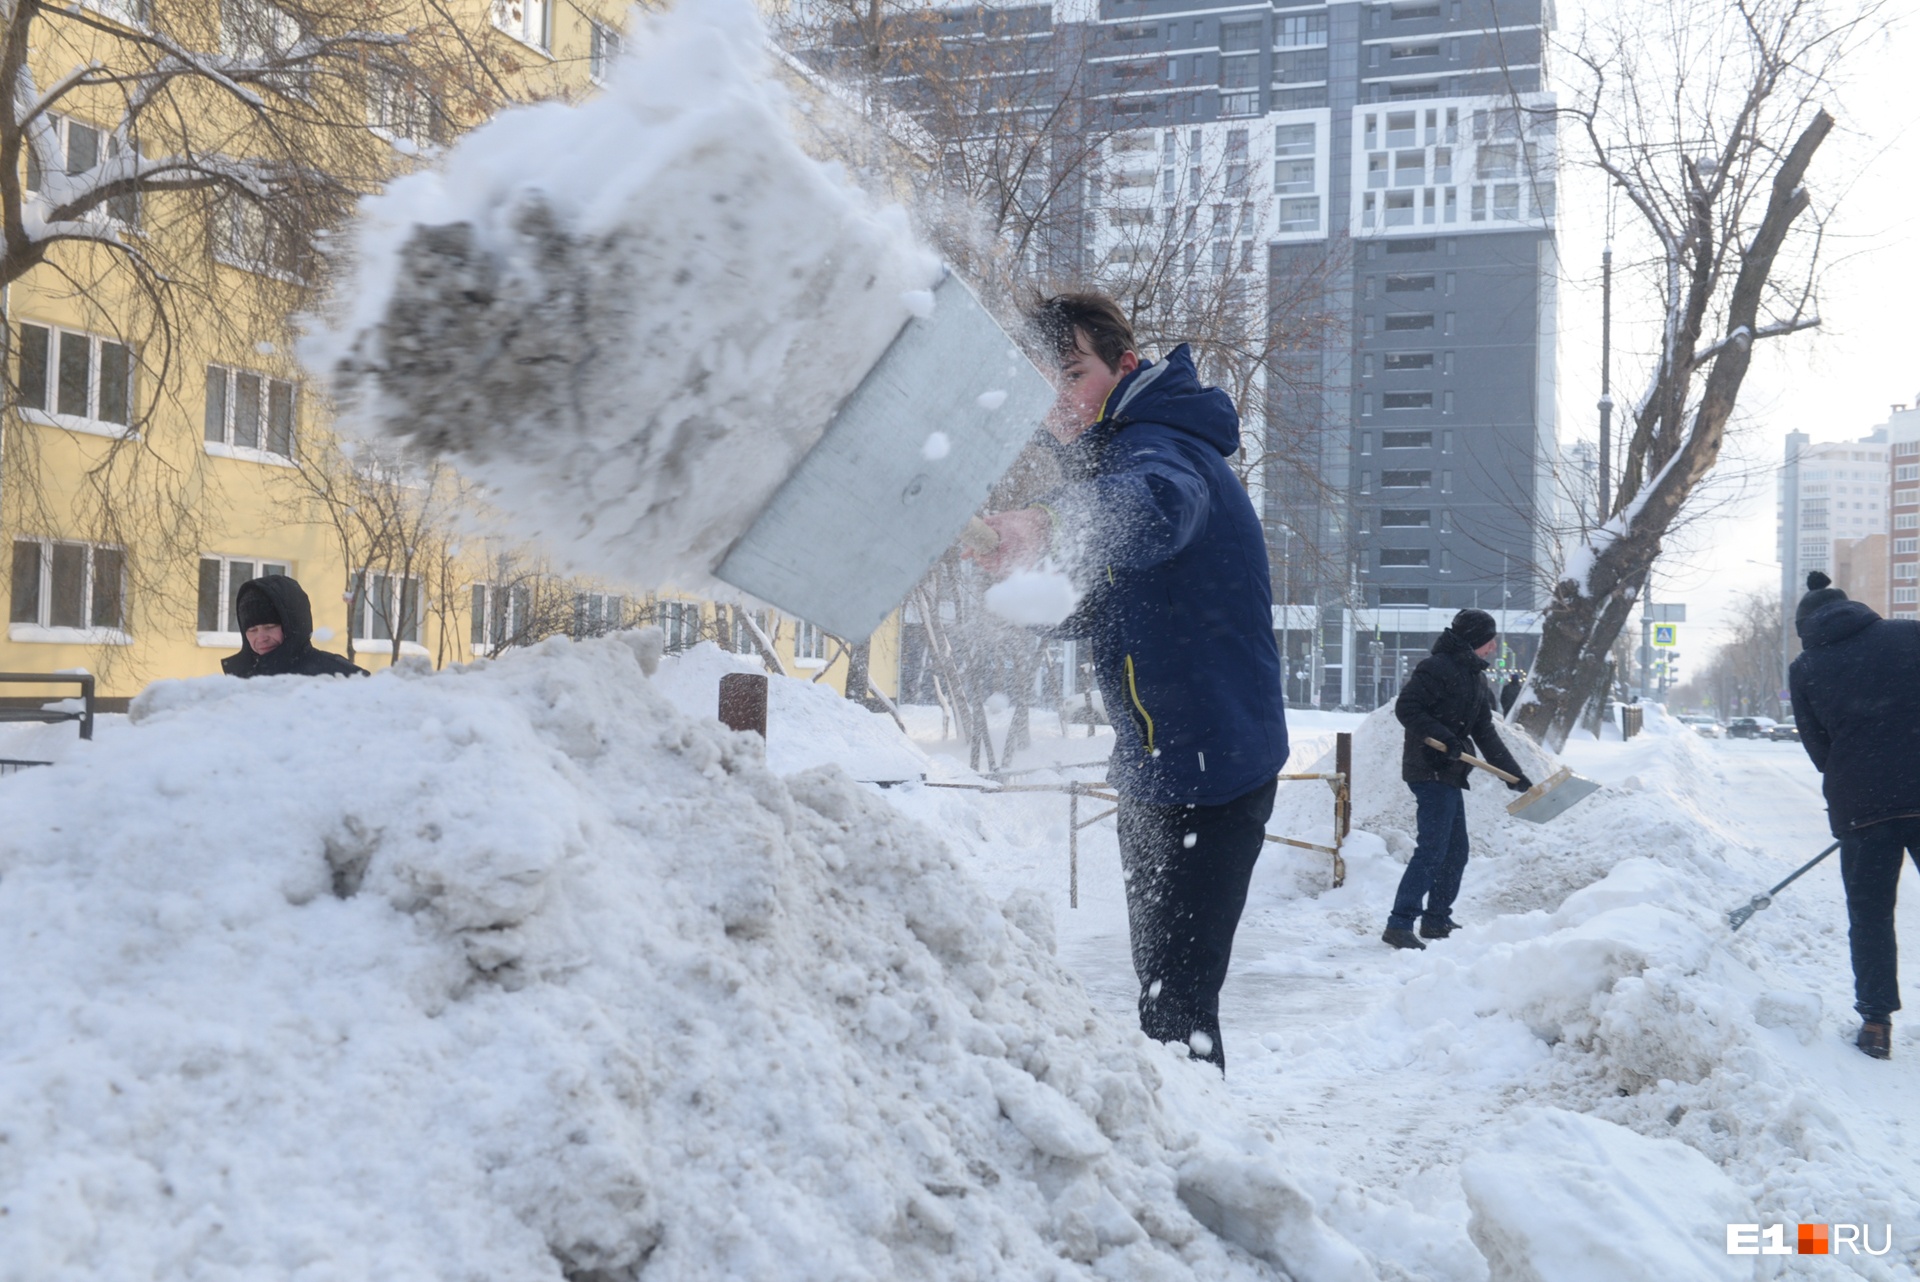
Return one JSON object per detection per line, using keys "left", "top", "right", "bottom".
{"left": 1424, "top": 738, "right": 1601, "bottom": 824}
{"left": 715, "top": 271, "right": 1055, "bottom": 642}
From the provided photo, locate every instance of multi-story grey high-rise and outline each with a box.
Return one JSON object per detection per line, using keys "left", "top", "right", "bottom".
{"left": 833, "top": 0, "right": 1559, "bottom": 708}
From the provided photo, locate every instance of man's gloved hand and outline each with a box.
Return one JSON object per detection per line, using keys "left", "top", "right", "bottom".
{"left": 1443, "top": 738, "right": 1466, "bottom": 761}
{"left": 1507, "top": 773, "right": 1534, "bottom": 794}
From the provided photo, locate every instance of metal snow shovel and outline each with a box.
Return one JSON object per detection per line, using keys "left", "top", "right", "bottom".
{"left": 715, "top": 270, "right": 1055, "bottom": 642}
{"left": 1727, "top": 841, "right": 1841, "bottom": 931}
{"left": 1423, "top": 738, "right": 1601, "bottom": 824}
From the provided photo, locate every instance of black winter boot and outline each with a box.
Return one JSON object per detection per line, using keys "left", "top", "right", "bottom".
{"left": 1381, "top": 927, "right": 1426, "bottom": 951}
{"left": 1418, "top": 917, "right": 1456, "bottom": 939}
{"left": 1858, "top": 1021, "right": 1891, "bottom": 1060}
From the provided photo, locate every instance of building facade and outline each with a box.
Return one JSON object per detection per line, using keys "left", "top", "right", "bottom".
{"left": 1778, "top": 430, "right": 1892, "bottom": 651}
{"left": 1886, "top": 403, "right": 1920, "bottom": 621}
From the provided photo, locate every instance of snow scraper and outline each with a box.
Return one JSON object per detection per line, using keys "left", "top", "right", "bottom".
{"left": 1726, "top": 841, "right": 1841, "bottom": 931}
{"left": 1424, "top": 738, "right": 1599, "bottom": 823}
{"left": 714, "top": 270, "right": 1054, "bottom": 641}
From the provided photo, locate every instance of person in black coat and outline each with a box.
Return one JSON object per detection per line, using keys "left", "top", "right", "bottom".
{"left": 222, "top": 574, "right": 368, "bottom": 679}
{"left": 1788, "top": 570, "right": 1920, "bottom": 1060}
{"left": 1383, "top": 609, "right": 1532, "bottom": 949}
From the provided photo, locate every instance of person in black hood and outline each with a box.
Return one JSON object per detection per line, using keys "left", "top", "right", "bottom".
{"left": 1383, "top": 608, "right": 1532, "bottom": 949}
{"left": 221, "top": 574, "right": 368, "bottom": 679}
{"left": 1788, "top": 570, "right": 1920, "bottom": 1060}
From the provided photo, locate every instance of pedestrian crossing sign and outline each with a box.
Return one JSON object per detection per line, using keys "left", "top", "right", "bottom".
{"left": 1653, "top": 624, "right": 1678, "bottom": 647}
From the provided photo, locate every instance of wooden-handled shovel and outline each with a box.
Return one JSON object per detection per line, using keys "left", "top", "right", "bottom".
{"left": 1425, "top": 737, "right": 1519, "bottom": 783}
{"left": 1423, "top": 737, "right": 1600, "bottom": 823}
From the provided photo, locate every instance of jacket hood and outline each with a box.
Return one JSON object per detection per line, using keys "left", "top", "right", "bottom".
{"left": 1432, "top": 627, "right": 1489, "bottom": 670}
{"left": 228, "top": 575, "right": 318, "bottom": 673}
{"left": 1101, "top": 345, "right": 1240, "bottom": 457}
{"left": 1797, "top": 598, "right": 1879, "bottom": 647}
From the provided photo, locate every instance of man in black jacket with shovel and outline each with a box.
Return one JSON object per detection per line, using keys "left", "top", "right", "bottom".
{"left": 1383, "top": 609, "right": 1532, "bottom": 950}
{"left": 1789, "top": 571, "right": 1920, "bottom": 1060}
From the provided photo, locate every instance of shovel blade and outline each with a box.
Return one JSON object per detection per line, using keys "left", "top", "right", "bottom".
{"left": 715, "top": 272, "right": 1054, "bottom": 641}
{"left": 1506, "top": 766, "right": 1600, "bottom": 823}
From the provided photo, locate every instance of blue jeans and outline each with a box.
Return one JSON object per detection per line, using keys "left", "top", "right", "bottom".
{"left": 1388, "top": 780, "right": 1470, "bottom": 931}
{"left": 1841, "top": 816, "right": 1920, "bottom": 1023}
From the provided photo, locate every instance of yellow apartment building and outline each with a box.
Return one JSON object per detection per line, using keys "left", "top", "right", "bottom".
{"left": 3, "top": 0, "right": 900, "bottom": 711}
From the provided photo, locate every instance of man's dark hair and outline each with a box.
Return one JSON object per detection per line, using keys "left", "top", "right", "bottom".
{"left": 1026, "top": 293, "right": 1136, "bottom": 372}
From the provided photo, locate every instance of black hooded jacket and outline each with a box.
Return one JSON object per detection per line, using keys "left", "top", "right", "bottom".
{"left": 1789, "top": 599, "right": 1920, "bottom": 835}
{"left": 1395, "top": 628, "right": 1526, "bottom": 788}
{"left": 221, "top": 575, "right": 368, "bottom": 679}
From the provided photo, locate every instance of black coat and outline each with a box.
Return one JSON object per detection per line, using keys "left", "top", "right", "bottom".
{"left": 1788, "top": 600, "right": 1920, "bottom": 835}
{"left": 221, "top": 575, "right": 368, "bottom": 679}
{"left": 1395, "top": 629, "right": 1526, "bottom": 789}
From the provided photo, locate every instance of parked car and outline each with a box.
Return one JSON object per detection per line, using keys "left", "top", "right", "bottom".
{"left": 1679, "top": 715, "right": 1724, "bottom": 739}
{"left": 1767, "top": 720, "right": 1801, "bottom": 743}
{"left": 1727, "top": 716, "right": 1779, "bottom": 740}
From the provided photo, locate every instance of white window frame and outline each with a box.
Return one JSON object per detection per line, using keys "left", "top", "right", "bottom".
{"left": 589, "top": 20, "right": 622, "bottom": 85}
{"left": 350, "top": 569, "right": 426, "bottom": 651}
{"left": 573, "top": 590, "right": 627, "bottom": 638}
{"left": 196, "top": 554, "right": 290, "bottom": 646}
{"left": 470, "top": 582, "right": 530, "bottom": 655}
{"left": 792, "top": 618, "right": 830, "bottom": 667}
{"left": 204, "top": 363, "right": 297, "bottom": 463}
{"left": 9, "top": 538, "right": 130, "bottom": 644}
{"left": 659, "top": 600, "right": 703, "bottom": 652}
{"left": 213, "top": 194, "right": 309, "bottom": 282}
{"left": 15, "top": 321, "right": 136, "bottom": 438}
{"left": 368, "top": 63, "right": 442, "bottom": 149}
{"left": 22, "top": 113, "right": 141, "bottom": 227}
{"left": 492, "top": 0, "right": 551, "bottom": 52}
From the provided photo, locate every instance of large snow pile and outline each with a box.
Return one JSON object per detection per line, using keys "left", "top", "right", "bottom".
{"left": 306, "top": 0, "right": 939, "bottom": 590}
{"left": 0, "top": 637, "right": 1374, "bottom": 1281}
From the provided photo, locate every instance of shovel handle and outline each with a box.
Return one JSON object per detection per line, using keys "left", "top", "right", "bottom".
{"left": 1425, "top": 737, "right": 1520, "bottom": 785}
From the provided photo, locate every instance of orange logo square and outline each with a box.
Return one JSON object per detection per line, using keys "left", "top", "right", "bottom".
{"left": 1798, "top": 1224, "right": 1829, "bottom": 1255}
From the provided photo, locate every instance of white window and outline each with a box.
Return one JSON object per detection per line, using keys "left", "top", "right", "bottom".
{"left": 351, "top": 571, "right": 422, "bottom": 645}
{"left": 197, "top": 556, "right": 290, "bottom": 637}
{"left": 1895, "top": 587, "right": 1919, "bottom": 605}
{"left": 23, "top": 114, "right": 140, "bottom": 225}
{"left": 214, "top": 195, "right": 308, "bottom": 280}
{"left": 205, "top": 364, "right": 296, "bottom": 460}
{"left": 1897, "top": 488, "right": 1919, "bottom": 507}
{"left": 792, "top": 619, "right": 830, "bottom": 663}
{"left": 1897, "top": 564, "right": 1919, "bottom": 581}
{"left": 470, "top": 583, "right": 530, "bottom": 653}
{"left": 1895, "top": 538, "right": 1918, "bottom": 555}
{"left": 492, "top": 0, "right": 549, "bottom": 50}
{"left": 1279, "top": 197, "right": 1321, "bottom": 231}
{"left": 1277, "top": 13, "right": 1329, "bottom": 47}
{"left": 369, "top": 65, "right": 441, "bottom": 146}
{"left": 573, "top": 591, "right": 627, "bottom": 637}
{"left": 222, "top": 0, "right": 300, "bottom": 59}
{"left": 659, "top": 600, "right": 703, "bottom": 651}
{"left": 15, "top": 322, "right": 133, "bottom": 434}
{"left": 10, "top": 539, "right": 126, "bottom": 638}
{"left": 590, "top": 20, "right": 622, "bottom": 84}
{"left": 1897, "top": 464, "right": 1920, "bottom": 482}
{"left": 1895, "top": 513, "right": 1918, "bottom": 530}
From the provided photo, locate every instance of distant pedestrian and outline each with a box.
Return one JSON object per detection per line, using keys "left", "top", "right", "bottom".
{"left": 1383, "top": 609, "right": 1533, "bottom": 949}
{"left": 1499, "top": 671, "right": 1525, "bottom": 717}
{"left": 1788, "top": 570, "right": 1920, "bottom": 1060}
{"left": 222, "top": 574, "right": 368, "bottom": 679}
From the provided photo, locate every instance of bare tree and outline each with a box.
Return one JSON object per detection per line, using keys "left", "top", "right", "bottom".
{"left": 1514, "top": 0, "right": 1882, "bottom": 749}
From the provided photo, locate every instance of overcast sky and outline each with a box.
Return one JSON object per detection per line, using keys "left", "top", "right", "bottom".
{"left": 1546, "top": 3, "right": 1919, "bottom": 653}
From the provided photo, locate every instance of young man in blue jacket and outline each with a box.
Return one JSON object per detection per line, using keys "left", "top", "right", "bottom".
{"left": 1789, "top": 571, "right": 1920, "bottom": 1060}
{"left": 978, "top": 294, "right": 1288, "bottom": 1070}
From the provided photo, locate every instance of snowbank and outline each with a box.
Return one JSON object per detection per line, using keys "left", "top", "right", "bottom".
{"left": 307, "top": 0, "right": 939, "bottom": 591}
{"left": 0, "top": 637, "right": 1372, "bottom": 1280}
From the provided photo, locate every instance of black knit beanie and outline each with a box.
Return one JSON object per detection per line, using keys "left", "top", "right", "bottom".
{"left": 236, "top": 585, "right": 281, "bottom": 632}
{"left": 1794, "top": 570, "right": 1847, "bottom": 628}
{"left": 1450, "top": 608, "right": 1498, "bottom": 649}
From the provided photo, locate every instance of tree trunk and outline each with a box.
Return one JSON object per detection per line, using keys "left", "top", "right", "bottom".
{"left": 1517, "top": 110, "right": 1832, "bottom": 749}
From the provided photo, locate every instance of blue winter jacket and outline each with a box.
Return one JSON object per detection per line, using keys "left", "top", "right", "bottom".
{"left": 1789, "top": 599, "right": 1920, "bottom": 835}
{"left": 1045, "top": 346, "right": 1288, "bottom": 806}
